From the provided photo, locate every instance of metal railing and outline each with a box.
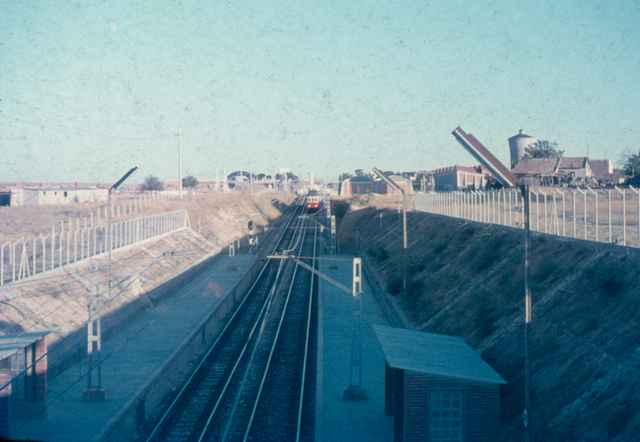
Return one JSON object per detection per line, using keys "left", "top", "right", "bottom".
{"left": 414, "top": 187, "right": 640, "bottom": 247}
{"left": 0, "top": 210, "right": 189, "bottom": 287}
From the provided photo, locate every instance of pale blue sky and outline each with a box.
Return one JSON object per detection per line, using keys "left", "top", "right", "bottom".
{"left": 1, "top": 0, "right": 639, "bottom": 182}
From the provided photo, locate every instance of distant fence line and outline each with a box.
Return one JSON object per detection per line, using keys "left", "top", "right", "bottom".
{"left": 0, "top": 209, "right": 189, "bottom": 288}
{"left": 414, "top": 187, "right": 640, "bottom": 248}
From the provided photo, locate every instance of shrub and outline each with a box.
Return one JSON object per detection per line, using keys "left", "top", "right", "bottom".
{"left": 601, "top": 274, "right": 625, "bottom": 297}
{"left": 367, "top": 246, "right": 389, "bottom": 261}
{"left": 408, "top": 260, "right": 426, "bottom": 275}
{"left": 387, "top": 275, "right": 403, "bottom": 295}
{"left": 182, "top": 175, "right": 199, "bottom": 188}
{"left": 141, "top": 175, "right": 164, "bottom": 191}
{"left": 607, "top": 405, "right": 632, "bottom": 437}
{"left": 408, "top": 278, "right": 424, "bottom": 295}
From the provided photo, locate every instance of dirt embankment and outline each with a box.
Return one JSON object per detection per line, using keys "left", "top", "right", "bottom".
{"left": 0, "top": 192, "right": 292, "bottom": 344}
{"left": 339, "top": 207, "right": 640, "bottom": 442}
{"left": 0, "top": 191, "right": 292, "bottom": 243}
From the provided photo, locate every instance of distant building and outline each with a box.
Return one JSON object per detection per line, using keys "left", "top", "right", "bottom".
{"left": 512, "top": 156, "right": 595, "bottom": 186}
{"left": 589, "top": 159, "right": 614, "bottom": 183}
{"left": 374, "top": 325, "right": 505, "bottom": 442}
{"left": 414, "top": 171, "right": 436, "bottom": 192}
{"left": 511, "top": 157, "right": 560, "bottom": 185}
{"left": 557, "top": 157, "right": 591, "bottom": 181}
{"left": 0, "top": 192, "right": 10, "bottom": 207}
{"left": 339, "top": 175, "right": 383, "bottom": 197}
{"left": 432, "top": 165, "right": 486, "bottom": 191}
{"left": 10, "top": 187, "right": 108, "bottom": 207}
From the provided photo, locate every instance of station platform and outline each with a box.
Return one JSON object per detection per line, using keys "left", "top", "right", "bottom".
{"left": 10, "top": 254, "right": 255, "bottom": 442}
{"left": 316, "top": 254, "right": 393, "bottom": 442}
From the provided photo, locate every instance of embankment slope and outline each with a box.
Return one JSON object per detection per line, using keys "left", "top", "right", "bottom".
{"left": 340, "top": 207, "right": 640, "bottom": 442}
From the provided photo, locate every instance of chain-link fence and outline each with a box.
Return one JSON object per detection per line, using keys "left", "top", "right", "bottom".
{"left": 414, "top": 187, "right": 640, "bottom": 247}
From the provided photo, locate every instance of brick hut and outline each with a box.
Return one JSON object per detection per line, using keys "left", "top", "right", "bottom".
{"left": 374, "top": 325, "right": 505, "bottom": 442}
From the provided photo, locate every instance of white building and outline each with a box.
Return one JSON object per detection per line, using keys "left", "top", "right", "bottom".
{"left": 10, "top": 187, "right": 108, "bottom": 207}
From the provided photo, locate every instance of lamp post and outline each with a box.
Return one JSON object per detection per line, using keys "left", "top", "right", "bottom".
{"left": 84, "top": 166, "right": 138, "bottom": 401}
{"left": 372, "top": 168, "right": 408, "bottom": 295}
{"left": 520, "top": 183, "right": 533, "bottom": 442}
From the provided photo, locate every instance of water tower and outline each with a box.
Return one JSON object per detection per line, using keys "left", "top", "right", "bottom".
{"left": 509, "top": 130, "right": 537, "bottom": 169}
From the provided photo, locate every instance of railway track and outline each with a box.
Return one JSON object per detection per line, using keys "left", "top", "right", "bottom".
{"left": 145, "top": 204, "right": 318, "bottom": 442}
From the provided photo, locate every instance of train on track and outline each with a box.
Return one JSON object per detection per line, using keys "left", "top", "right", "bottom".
{"left": 304, "top": 190, "right": 322, "bottom": 213}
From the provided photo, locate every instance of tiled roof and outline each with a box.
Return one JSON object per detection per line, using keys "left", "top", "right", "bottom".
{"left": 512, "top": 158, "right": 559, "bottom": 175}
{"left": 373, "top": 325, "right": 506, "bottom": 385}
{"left": 558, "top": 157, "right": 588, "bottom": 170}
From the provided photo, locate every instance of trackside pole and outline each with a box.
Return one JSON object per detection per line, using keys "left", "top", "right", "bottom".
{"left": 521, "top": 185, "right": 533, "bottom": 442}
{"left": 344, "top": 257, "right": 367, "bottom": 401}
{"left": 83, "top": 285, "right": 105, "bottom": 401}
{"left": 330, "top": 215, "right": 337, "bottom": 255}
{"left": 269, "top": 254, "right": 368, "bottom": 400}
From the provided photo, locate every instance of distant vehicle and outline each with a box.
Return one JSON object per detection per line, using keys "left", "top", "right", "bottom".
{"left": 305, "top": 190, "right": 322, "bottom": 212}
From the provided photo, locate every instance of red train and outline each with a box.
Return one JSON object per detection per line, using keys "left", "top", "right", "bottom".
{"left": 305, "top": 191, "right": 322, "bottom": 212}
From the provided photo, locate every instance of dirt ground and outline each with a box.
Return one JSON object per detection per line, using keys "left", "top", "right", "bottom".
{"left": 0, "top": 190, "right": 291, "bottom": 243}
{"left": 339, "top": 206, "right": 640, "bottom": 442}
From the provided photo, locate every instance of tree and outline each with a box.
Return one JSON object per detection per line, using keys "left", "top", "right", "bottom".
{"left": 622, "top": 151, "right": 640, "bottom": 177}
{"left": 182, "top": 175, "right": 198, "bottom": 188}
{"left": 524, "top": 140, "right": 564, "bottom": 159}
{"left": 141, "top": 175, "right": 164, "bottom": 191}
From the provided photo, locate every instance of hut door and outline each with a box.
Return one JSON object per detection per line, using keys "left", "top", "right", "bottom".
{"left": 428, "top": 390, "right": 463, "bottom": 442}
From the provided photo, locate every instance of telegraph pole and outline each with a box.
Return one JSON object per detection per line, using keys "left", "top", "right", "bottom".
{"left": 84, "top": 166, "right": 137, "bottom": 401}
{"left": 521, "top": 184, "right": 532, "bottom": 442}
{"left": 372, "top": 168, "right": 408, "bottom": 295}
{"left": 177, "top": 130, "right": 183, "bottom": 198}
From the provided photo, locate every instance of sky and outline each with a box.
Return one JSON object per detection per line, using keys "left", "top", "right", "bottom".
{"left": 1, "top": 0, "right": 639, "bottom": 182}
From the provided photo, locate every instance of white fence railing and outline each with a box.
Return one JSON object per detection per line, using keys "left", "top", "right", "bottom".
{"left": 0, "top": 210, "right": 189, "bottom": 287}
{"left": 414, "top": 187, "right": 640, "bottom": 248}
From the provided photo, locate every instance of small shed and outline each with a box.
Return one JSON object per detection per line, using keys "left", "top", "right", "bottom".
{"left": 0, "top": 349, "right": 18, "bottom": 438}
{"left": 374, "top": 325, "right": 505, "bottom": 442}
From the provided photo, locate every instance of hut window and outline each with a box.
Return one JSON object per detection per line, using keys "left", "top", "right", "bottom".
{"left": 428, "top": 390, "right": 463, "bottom": 442}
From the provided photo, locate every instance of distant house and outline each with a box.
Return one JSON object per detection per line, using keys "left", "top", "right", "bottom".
{"left": 511, "top": 157, "right": 560, "bottom": 185}
{"left": 374, "top": 325, "right": 505, "bottom": 442}
{"left": 415, "top": 171, "right": 436, "bottom": 192}
{"left": 340, "top": 175, "right": 376, "bottom": 197}
{"left": 589, "top": 159, "right": 613, "bottom": 180}
{"left": 432, "top": 165, "right": 486, "bottom": 191}
{"left": 9, "top": 187, "right": 108, "bottom": 207}
{"left": 512, "top": 156, "right": 595, "bottom": 186}
{"left": 557, "top": 157, "right": 591, "bottom": 181}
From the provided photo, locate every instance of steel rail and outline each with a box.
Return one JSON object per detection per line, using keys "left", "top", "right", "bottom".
{"left": 294, "top": 224, "right": 318, "bottom": 442}
{"left": 241, "top": 222, "right": 317, "bottom": 441}
{"left": 196, "top": 217, "right": 309, "bottom": 441}
{"left": 144, "top": 203, "right": 303, "bottom": 442}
